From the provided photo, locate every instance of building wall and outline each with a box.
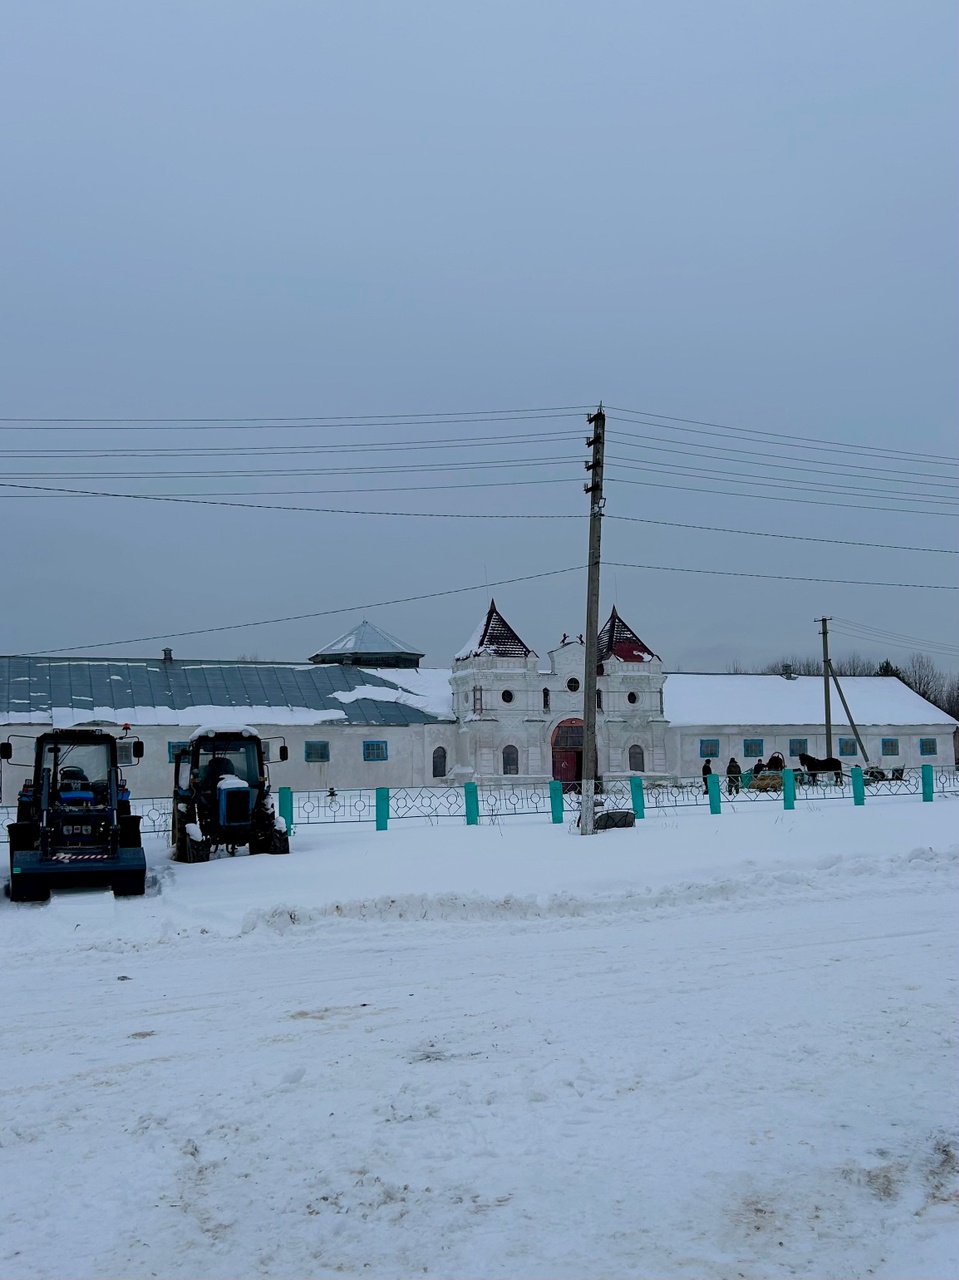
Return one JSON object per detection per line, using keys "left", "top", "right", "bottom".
{"left": 670, "top": 724, "right": 953, "bottom": 777}
{"left": 0, "top": 721, "right": 458, "bottom": 801}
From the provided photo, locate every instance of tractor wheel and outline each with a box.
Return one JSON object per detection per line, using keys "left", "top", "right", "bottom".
{"left": 248, "top": 830, "right": 270, "bottom": 855}
{"left": 113, "top": 870, "right": 146, "bottom": 897}
{"left": 186, "top": 836, "right": 210, "bottom": 864}
{"left": 9, "top": 874, "right": 49, "bottom": 903}
{"left": 270, "top": 829, "right": 290, "bottom": 856}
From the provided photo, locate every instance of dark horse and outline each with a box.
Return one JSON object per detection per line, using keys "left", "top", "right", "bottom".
{"left": 799, "top": 752, "right": 843, "bottom": 786}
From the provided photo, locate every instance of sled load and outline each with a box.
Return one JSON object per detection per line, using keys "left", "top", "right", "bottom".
{"left": 171, "top": 726, "right": 290, "bottom": 862}
{"left": 2, "top": 729, "right": 146, "bottom": 902}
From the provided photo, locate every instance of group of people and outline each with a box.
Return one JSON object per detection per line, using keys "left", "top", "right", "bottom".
{"left": 701, "top": 751, "right": 787, "bottom": 795}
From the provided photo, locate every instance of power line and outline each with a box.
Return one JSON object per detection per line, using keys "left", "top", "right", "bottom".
{"left": 0, "top": 456, "right": 586, "bottom": 481}
{"left": 0, "top": 406, "right": 591, "bottom": 429}
{"left": 607, "top": 474, "right": 959, "bottom": 517}
{"left": 828, "top": 616, "right": 959, "bottom": 657}
{"left": 608, "top": 429, "right": 959, "bottom": 488}
{"left": 606, "top": 560, "right": 955, "bottom": 591}
{"left": 608, "top": 454, "right": 959, "bottom": 506}
{"left": 2, "top": 480, "right": 955, "bottom": 556}
{"left": 27, "top": 566, "right": 588, "bottom": 654}
{"left": 606, "top": 515, "right": 956, "bottom": 555}
{"left": 609, "top": 406, "right": 959, "bottom": 467}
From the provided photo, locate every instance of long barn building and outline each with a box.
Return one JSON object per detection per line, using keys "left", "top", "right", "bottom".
{"left": 1, "top": 606, "right": 955, "bottom": 799}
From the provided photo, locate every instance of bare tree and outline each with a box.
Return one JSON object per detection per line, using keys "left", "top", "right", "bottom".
{"left": 900, "top": 652, "right": 947, "bottom": 706}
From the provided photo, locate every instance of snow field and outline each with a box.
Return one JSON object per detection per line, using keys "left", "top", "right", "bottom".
{"left": 0, "top": 796, "right": 956, "bottom": 1278}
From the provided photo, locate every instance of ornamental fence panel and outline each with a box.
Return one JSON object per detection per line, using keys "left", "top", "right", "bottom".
{"left": 0, "top": 767, "right": 955, "bottom": 839}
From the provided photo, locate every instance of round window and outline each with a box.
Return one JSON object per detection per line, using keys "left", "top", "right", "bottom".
{"left": 566, "top": 677, "right": 580, "bottom": 693}
{"left": 627, "top": 691, "right": 638, "bottom": 705}
{"left": 501, "top": 690, "right": 514, "bottom": 703}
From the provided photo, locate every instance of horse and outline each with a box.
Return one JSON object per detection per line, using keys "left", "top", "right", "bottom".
{"left": 798, "top": 752, "right": 843, "bottom": 786}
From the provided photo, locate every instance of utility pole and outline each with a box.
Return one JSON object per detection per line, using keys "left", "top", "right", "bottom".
{"left": 818, "top": 617, "right": 833, "bottom": 757}
{"left": 580, "top": 403, "right": 606, "bottom": 836}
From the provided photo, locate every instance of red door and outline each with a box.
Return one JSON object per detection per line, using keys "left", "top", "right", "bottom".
{"left": 552, "top": 719, "right": 584, "bottom": 786}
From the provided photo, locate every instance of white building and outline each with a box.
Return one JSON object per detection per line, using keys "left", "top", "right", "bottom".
{"left": 1, "top": 607, "right": 954, "bottom": 800}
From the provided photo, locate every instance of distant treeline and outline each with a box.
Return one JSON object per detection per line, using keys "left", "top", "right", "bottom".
{"left": 726, "top": 652, "right": 959, "bottom": 721}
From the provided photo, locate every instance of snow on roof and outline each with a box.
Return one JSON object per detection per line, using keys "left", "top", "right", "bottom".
{"left": 454, "top": 600, "right": 535, "bottom": 660}
{"left": 663, "top": 675, "right": 957, "bottom": 728}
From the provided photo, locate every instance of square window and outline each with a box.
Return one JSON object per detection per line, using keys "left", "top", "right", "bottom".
{"left": 919, "top": 738, "right": 938, "bottom": 756}
{"left": 168, "top": 740, "right": 190, "bottom": 763}
{"left": 788, "top": 738, "right": 807, "bottom": 758}
{"left": 116, "top": 741, "right": 134, "bottom": 766}
{"left": 743, "top": 739, "right": 763, "bottom": 759}
{"left": 839, "top": 738, "right": 857, "bottom": 756}
{"left": 699, "top": 739, "right": 719, "bottom": 759}
{"left": 363, "top": 740, "right": 388, "bottom": 762}
{"left": 881, "top": 738, "right": 899, "bottom": 757}
{"left": 305, "top": 740, "right": 330, "bottom": 763}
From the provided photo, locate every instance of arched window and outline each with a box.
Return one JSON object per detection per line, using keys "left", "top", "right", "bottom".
{"left": 502, "top": 745, "right": 519, "bottom": 775}
{"left": 542, "top": 688, "right": 551, "bottom": 712}
{"left": 432, "top": 746, "right": 447, "bottom": 778}
{"left": 628, "top": 744, "right": 645, "bottom": 772}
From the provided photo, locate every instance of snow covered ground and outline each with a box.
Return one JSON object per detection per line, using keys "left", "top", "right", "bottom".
{"left": 1, "top": 797, "right": 957, "bottom": 1279}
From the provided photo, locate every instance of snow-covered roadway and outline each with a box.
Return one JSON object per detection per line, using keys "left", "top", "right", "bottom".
{"left": 1, "top": 797, "right": 956, "bottom": 1279}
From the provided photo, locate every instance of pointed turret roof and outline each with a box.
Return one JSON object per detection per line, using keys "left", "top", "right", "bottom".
{"left": 454, "top": 599, "right": 536, "bottom": 661}
{"left": 597, "top": 607, "right": 658, "bottom": 663}
{"left": 309, "top": 620, "right": 424, "bottom": 668}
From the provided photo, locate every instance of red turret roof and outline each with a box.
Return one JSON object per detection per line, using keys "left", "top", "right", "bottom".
{"left": 597, "top": 607, "right": 658, "bottom": 663}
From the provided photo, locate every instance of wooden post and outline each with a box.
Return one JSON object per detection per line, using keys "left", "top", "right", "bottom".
{"left": 549, "top": 779, "right": 564, "bottom": 824}
{"left": 630, "top": 775, "right": 645, "bottom": 820}
{"left": 580, "top": 404, "right": 606, "bottom": 835}
{"left": 375, "top": 787, "right": 389, "bottom": 831}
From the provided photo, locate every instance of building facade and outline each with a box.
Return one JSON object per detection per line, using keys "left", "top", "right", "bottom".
{"left": 1, "top": 608, "right": 955, "bottom": 800}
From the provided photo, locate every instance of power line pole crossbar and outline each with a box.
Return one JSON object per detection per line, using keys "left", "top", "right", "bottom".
{"left": 580, "top": 404, "right": 606, "bottom": 836}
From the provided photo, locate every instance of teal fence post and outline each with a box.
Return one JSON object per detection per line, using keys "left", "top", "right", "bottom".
{"left": 851, "top": 766, "right": 864, "bottom": 806}
{"left": 375, "top": 786, "right": 390, "bottom": 831}
{"left": 921, "top": 764, "right": 934, "bottom": 802}
{"left": 549, "top": 779, "right": 564, "bottom": 824}
{"left": 278, "top": 786, "right": 294, "bottom": 837}
{"left": 783, "top": 768, "right": 796, "bottom": 811}
{"left": 464, "top": 782, "right": 479, "bottom": 826}
{"left": 706, "top": 772, "right": 721, "bottom": 815}
{"left": 630, "top": 775, "right": 645, "bottom": 819}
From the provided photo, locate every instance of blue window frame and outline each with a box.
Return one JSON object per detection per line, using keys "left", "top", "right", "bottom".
{"left": 363, "top": 740, "right": 388, "bottom": 762}
{"left": 788, "top": 738, "right": 807, "bottom": 757}
{"left": 743, "top": 738, "right": 763, "bottom": 759}
{"left": 839, "top": 738, "right": 857, "bottom": 756}
{"left": 168, "top": 740, "right": 190, "bottom": 763}
{"left": 305, "top": 741, "right": 330, "bottom": 763}
{"left": 881, "top": 738, "right": 899, "bottom": 757}
{"left": 919, "top": 738, "right": 938, "bottom": 756}
{"left": 699, "top": 739, "right": 719, "bottom": 759}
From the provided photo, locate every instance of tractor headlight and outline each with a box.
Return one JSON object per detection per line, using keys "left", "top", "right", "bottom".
{"left": 63, "top": 824, "right": 73, "bottom": 835}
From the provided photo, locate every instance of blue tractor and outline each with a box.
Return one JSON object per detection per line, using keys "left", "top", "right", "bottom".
{"left": 171, "top": 726, "right": 289, "bottom": 862}
{"left": 1, "top": 729, "right": 146, "bottom": 902}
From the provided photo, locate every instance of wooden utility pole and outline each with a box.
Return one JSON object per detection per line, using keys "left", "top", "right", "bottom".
{"left": 580, "top": 403, "right": 606, "bottom": 836}
{"left": 818, "top": 616, "right": 833, "bottom": 757}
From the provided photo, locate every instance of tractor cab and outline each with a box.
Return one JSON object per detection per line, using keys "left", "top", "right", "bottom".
{"left": 172, "top": 726, "right": 289, "bottom": 862}
{"left": 2, "top": 729, "right": 146, "bottom": 902}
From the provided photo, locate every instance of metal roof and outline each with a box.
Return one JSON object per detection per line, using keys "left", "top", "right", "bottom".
{"left": 0, "top": 656, "right": 444, "bottom": 727}
{"left": 309, "top": 620, "right": 424, "bottom": 665}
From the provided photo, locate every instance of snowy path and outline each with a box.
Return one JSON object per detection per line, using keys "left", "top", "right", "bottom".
{"left": 1, "top": 799, "right": 956, "bottom": 1278}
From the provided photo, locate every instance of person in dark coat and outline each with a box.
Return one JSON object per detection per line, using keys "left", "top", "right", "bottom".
{"left": 753, "top": 758, "right": 765, "bottom": 777}
{"left": 766, "top": 751, "right": 785, "bottom": 772}
{"left": 702, "top": 758, "right": 712, "bottom": 795}
{"left": 726, "top": 757, "right": 742, "bottom": 795}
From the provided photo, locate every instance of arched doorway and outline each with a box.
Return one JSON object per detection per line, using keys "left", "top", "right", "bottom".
{"left": 551, "top": 719, "right": 583, "bottom": 787}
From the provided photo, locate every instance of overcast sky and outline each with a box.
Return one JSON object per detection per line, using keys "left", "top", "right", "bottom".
{"left": 1, "top": 1, "right": 955, "bottom": 673}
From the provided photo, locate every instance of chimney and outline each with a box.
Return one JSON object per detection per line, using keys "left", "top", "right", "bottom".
{"left": 162, "top": 647, "right": 173, "bottom": 663}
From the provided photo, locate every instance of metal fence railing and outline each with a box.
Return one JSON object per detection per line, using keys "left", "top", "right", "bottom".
{"left": 0, "top": 767, "right": 955, "bottom": 837}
